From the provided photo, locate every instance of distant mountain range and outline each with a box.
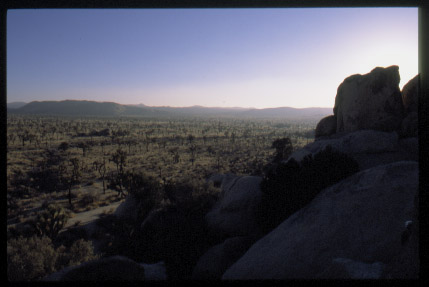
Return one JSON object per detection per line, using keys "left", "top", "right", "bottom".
{"left": 7, "top": 100, "right": 332, "bottom": 119}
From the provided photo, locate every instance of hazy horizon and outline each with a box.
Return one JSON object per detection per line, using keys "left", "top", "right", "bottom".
{"left": 6, "top": 98, "right": 333, "bottom": 110}
{"left": 7, "top": 8, "right": 418, "bottom": 109}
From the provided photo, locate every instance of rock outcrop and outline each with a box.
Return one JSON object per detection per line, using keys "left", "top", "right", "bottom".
{"left": 315, "top": 67, "right": 419, "bottom": 140}
{"left": 315, "top": 115, "right": 337, "bottom": 138}
{"left": 205, "top": 175, "right": 264, "bottom": 238}
{"left": 334, "top": 65, "right": 404, "bottom": 133}
{"left": 222, "top": 161, "right": 419, "bottom": 279}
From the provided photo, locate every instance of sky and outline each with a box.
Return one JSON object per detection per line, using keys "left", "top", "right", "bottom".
{"left": 7, "top": 8, "right": 418, "bottom": 109}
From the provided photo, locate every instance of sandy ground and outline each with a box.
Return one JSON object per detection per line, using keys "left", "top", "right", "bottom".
{"left": 64, "top": 200, "right": 123, "bottom": 229}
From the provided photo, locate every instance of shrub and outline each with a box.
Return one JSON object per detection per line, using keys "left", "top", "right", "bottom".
{"left": 7, "top": 235, "right": 58, "bottom": 281}
{"left": 7, "top": 235, "right": 97, "bottom": 281}
{"left": 57, "top": 239, "right": 99, "bottom": 268}
{"left": 33, "top": 203, "right": 69, "bottom": 240}
{"left": 271, "top": 137, "right": 293, "bottom": 163}
{"left": 257, "top": 145, "right": 359, "bottom": 233}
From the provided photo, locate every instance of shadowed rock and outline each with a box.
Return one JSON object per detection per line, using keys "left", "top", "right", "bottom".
{"left": 334, "top": 65, "right": 404, "bottom": 133}
{"left": 222, "top": 161, "right": 418, "bottom": 279}
{"left": 315, "top": 115, "right": 337, "bottom": 139}
{"left": 401, "top": 74, "right": 419, "bottom": 114}
{"left": 205, "top": 175, "right": 263, "bottom": 238}
{"left": 192, "top": 236, "right": 254, "bottom": 279}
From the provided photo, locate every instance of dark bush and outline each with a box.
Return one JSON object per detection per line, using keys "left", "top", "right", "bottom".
{"left": 257, "top": 145, "right": 359, "bottom": 233}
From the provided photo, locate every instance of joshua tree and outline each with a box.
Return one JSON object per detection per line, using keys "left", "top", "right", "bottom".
{"left": 108, "top": 148, "right": 127, "bottom": 198}
{"left": 62, "top": 157, "right": 82, "bottom": 207}
{"left": 93, "top": 157, "right": 108, "bottom": 194}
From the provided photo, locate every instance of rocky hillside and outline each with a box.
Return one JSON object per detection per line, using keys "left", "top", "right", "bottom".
{"left": 43, "top": 66, "right": 419, "bottom": 280}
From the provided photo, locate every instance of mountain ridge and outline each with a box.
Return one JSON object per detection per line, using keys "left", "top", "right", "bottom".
{"left": 7, "top": 100, "right": 332, "bottom": 119}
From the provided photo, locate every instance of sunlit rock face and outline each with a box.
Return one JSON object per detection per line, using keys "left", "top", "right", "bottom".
{"left": 333, "top": 65, "right": 404, "bottom": 133}
{"left": 222, "top": 161, "right": 419, "bottom": 279}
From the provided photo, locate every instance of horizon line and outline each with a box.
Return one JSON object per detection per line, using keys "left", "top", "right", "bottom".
{"left": 7, "top": 99, "right": 332, "bottom": 110}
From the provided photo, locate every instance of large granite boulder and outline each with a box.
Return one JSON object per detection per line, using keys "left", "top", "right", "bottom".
{"left": 289, "top": 130, "right": 417, "bottom": 170}
{"left": 401, "top": 75, "right": 419, "bottom": 114}
{"left": 205, "top": 175, "right": 264, "bottom": 238}
{"left": 315, "top": 115, "right": 337, "bottom": 138}
{"left": 192, "top": 236, "right": 254, "bottom": 279}
{"left": 222, "top": 161, "right": 419, "bottom": 279}
{"left": 334, "top": 66, "right": 404, "bottom": 133}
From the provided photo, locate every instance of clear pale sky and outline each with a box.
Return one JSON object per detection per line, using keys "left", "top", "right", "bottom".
{"left": 7, "top": 8, "right": 418, "bottom": 109}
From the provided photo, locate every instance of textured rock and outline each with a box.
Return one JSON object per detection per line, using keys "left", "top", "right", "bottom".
{"left": 334, "top": 66, "right": 404, "bottom": 133}
{"left": 401, "top": 75, "right": 419, "bottom": 114}
{"left": 205, "top": 176, "right": 263, "bottom": 237}
{"left": 192, "top": 236, "right": 254, "bottom": 279}
{"left": 315, "top": 115, "right": 337, "bottom": 138}
{"left": 222, "top": 161, "right": 418, "bottom": 279}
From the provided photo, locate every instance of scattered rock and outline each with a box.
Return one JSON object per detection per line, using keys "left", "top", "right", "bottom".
{"left": 334, "top": 65, "right": 404, "bottom": 133}
{"left": 222, "top": 161, "right": 418, "bottom": 279}
{"left": 206, "top": 176, "right": 263, "bottom": 237}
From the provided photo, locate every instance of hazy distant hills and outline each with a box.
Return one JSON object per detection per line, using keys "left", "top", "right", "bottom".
{"left": 7, "top": 102, "right": 28, "bottom": 109}
{"left": 7, "top": 100, "right": 332, "bottom": 119}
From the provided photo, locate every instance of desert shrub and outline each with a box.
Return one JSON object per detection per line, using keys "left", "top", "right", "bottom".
{"left": 32, "top": 203, "right": 69, "bottom": 240}
{"left": 8, "top": 168, "right": 32, "bottom": 198}
{"left": 271, "top": 137, "right": 293, "bottom": 163}
{"left": 55, "top": 226, "right": 89, "bottom": 249}
{"left": 57, "top": 239, "right": 99, "bottom": 268}
{"left": 7, "top": 235, "right": 97, "bottom": 281}
{"left": 7, "top": 235, "right": 58, "bottom": 281}
{"left": 79, "top": 191, "right": 99, "bottom": 206}
{"left": 257, "top": 145, "right": 359, "bottom": 233}
{"left": 58, "top": 141, "right": 69, "bottom": 151}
